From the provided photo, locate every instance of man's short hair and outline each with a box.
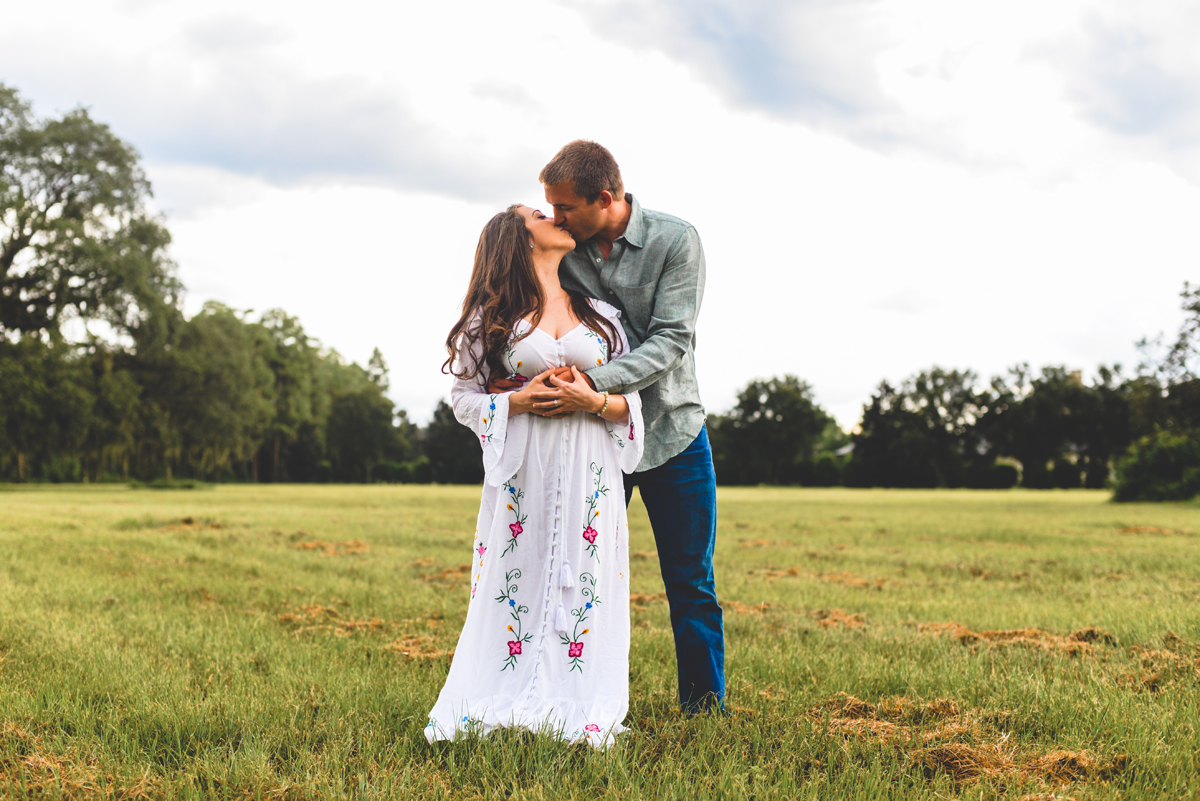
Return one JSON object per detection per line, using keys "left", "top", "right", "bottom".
{"left": 539, "top": 140, "right": 624, "bottom": 204}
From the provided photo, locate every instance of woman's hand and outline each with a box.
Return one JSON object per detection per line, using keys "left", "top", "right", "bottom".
{"left": 507, "top": 368, "right": 554, "bottom": 417}
{"left": 532, "top": 366, "right": 603, "bottom": 417}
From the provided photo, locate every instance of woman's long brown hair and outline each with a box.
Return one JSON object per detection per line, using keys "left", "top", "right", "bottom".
{"left": 443, "top": 205, "right": 621, "bottom": 381}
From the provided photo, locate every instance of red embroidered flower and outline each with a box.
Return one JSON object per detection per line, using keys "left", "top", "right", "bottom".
{"left": 507, "top": 640, "right": 522, "bottom": 656}
{"left": 582, "top": 526, "right": 598, "bottom": 544}
{"left": 584, "top": 723, "right": 601, "bottom": 733}
{"left": 509, "top": 522, "right": 523, "bottom": 537}
{"left": 568, "top": 641, "right": 584, "bottom": 657}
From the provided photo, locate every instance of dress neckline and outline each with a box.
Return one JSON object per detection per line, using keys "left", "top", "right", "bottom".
{"left": 520, "top": 319, "right": 585, "bottom": 343}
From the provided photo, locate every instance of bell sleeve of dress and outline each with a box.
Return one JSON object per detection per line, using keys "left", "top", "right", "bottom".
{"left": 593, "top": 300, "right": 645, "bottom": 474}
{"left": 449, "top": 318, "right": 530, "bottom": 487}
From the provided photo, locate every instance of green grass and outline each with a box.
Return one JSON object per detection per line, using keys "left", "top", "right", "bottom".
{"left": 0, "top": 485, "right": 1197, "bottom": 799}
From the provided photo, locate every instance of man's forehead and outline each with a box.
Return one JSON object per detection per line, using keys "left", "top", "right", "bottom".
{"left": 544, "top": 182, "right": 583, "bottom": 206}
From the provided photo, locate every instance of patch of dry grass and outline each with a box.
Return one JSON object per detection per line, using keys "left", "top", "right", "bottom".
{"left": 291, "top": 539, "right": 368, "bottom": 556}
{"left": 917, "top": 623, "right": 1116, "bottom": 656}
{"left": 813, "top": 694, "right": 1127, "bottom": 790}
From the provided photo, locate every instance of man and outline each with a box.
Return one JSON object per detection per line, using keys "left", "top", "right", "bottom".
{"left": 496, "top": 140, "right": 723, "bottom": 713}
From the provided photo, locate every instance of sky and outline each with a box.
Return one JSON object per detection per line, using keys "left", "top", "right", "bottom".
{"left": 3, "top": 0, "right": 1198, "bottom": 427}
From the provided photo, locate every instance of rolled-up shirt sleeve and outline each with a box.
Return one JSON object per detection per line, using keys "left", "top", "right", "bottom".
{"left": 586, "top": 226, "right": 704, "bottom": 394}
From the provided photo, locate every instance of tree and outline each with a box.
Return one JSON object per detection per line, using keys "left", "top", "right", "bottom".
{"left": 326, "top": 381, "right": 397, "bottom": 482}
{"left": 1, "top": 83, "right": 181, "bottom": 343}
{"left": 0, "top": 337, "right": 91, "bottom": 481}
{"left": 136, "top": 303, "right": 273, "bottom": 480}
{"left": 80, "top": 341, "right": 141, "bottom": 481}
{"left": 424, "top": 399, "right": 484, "bottom": 484}
{"left": 255, "top": 309, "right": 319, "bottom": 482}
{"left": 1140, "top": 282, "right": 1200, "bottom": 384}
{"left": 847, "top": 368, "right": 990, "bottom": 488}
{"left": 986, "top": 365, "right": 1131, "bottom": 489}
{"left": 708, "top": 375, "right": 832, "bottom": 485}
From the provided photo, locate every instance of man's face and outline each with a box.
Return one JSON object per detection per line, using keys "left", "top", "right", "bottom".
{"left": 544, "top": 182, "right": 605, "bottom": 241}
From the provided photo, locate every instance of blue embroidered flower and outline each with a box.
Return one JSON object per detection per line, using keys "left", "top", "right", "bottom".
{"left": 585, "top": 602, "right": 593, "bottom": 609}
{"left": 509, "top": 599, "right": 516, "bottom": 607}
{"left": 594, "top": 491, "right": 599, "bottom": 499}
{"left": 509, "top": 486, "right": 516, "bottom": 494}
{"left": 489, "top": 402, "right": 496, "bottom": 411}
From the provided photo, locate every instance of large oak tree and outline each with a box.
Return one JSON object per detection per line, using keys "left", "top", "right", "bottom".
{"left": 0, "top": 83, "right": 180, "bottom": 343}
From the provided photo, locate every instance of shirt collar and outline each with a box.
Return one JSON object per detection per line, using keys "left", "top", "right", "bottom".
{"left": 617, "top": 193, "right": 644, "bottom": 249}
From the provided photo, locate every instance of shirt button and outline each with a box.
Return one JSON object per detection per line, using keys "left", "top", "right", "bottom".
{"left": 596, "top": 258, "right": 602, "bottom": 263}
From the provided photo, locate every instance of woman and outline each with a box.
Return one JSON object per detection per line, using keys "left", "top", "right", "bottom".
{"left": 424, "top": 205, "right": 643, "bottom": 749}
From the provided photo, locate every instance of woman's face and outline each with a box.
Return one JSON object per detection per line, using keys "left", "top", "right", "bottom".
{"left": 518, "top": 206, "right": 575, "bottom": 253}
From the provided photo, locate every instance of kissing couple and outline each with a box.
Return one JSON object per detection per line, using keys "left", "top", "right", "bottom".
{"left": 425, "top": 141, "right": 723, "bottom": 748}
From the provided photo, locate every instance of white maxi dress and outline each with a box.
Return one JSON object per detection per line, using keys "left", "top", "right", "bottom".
{"left": 425, "top": 299, "right": 644, "bottom": 749}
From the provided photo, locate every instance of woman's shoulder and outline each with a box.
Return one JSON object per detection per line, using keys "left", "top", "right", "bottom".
{"left": 586, "top": 297, "right": 622, "bottom": 320}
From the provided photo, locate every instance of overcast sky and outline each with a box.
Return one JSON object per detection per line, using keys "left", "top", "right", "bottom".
{"left": 4, "top": 0, "right": 1198, "bottom": 426}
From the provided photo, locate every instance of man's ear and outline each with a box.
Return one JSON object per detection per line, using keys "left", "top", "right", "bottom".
{"left": 597, "top": 190, "right": 614, "bottom": 209}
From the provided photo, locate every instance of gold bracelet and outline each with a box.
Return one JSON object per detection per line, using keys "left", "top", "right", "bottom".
{"left": 596, "top": 392, "right": 610, "bottom": 417}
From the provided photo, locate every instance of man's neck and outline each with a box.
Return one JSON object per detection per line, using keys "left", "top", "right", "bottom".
{"left": 593, "top": 196, "right": 632, "bottom": 259}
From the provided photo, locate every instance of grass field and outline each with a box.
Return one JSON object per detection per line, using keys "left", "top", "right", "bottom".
{"left": 0, "top": 485, "right": 1198, "bottom": 800}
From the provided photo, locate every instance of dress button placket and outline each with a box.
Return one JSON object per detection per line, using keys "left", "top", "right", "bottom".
{"left": 529, "top": 341, "right": 569, "bottom": 700}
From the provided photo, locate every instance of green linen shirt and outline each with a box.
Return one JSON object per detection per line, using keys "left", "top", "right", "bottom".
{"left": 560, "top": 194, "right": 707, "bottom": 472}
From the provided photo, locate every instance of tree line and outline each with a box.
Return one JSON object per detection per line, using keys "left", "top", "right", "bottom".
{"left": 2, "top": 83, "right": 1197, "bottom": 499}
{"left": 707, "top": 338, "right": 1198, "bottom": 501}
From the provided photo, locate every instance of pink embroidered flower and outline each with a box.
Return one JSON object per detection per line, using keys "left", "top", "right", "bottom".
{"left": 480, "top": 434, "right": 486, "bottom": 442}
{"left": 509, "top": 522, "right": 523, "bottom": 537}
{"left": 582, "top": 526, "right": 598, "bottom": 544}
{"left": 507, "top": 640, "right": 522, "bottom": 656}
{"left": 629, "top": 423, "right": 635, "bottom": 440}
{"left": 471, "top": 586, "right": 477, "bottom": 597}
{"left": 476, "top": 544, "right": 486, "bottom": 556}
{"left": 584, "top": 723, "right": 601, "bottom": 733}
{"left": 568, "top": 641, "right": 584, "bottom": 658}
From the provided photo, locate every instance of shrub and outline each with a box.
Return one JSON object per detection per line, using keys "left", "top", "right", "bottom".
{"left": 992, "top": 463, "right": 1020, "bottom": 488}
{"left": 1052, "top": 459, "right": 1083, "bottom": 489}
{"left": 797, "top": 454, "right": 842, "bottom": 487}
{"left": 1112, "top": 430, "right": 1200, "bottom": 502}
{"left": 1022, "top": 462, "right": 1054, "bottom": 489}
{"left": 372, "top": 457, "right": 432, "bottom": 484}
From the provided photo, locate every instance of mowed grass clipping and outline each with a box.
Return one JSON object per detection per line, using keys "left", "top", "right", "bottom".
{"left": 0, "top": 485, "right": 1198, "bottom": 800}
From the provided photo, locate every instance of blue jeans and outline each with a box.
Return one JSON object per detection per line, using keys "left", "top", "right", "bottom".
{"left": 625, "top": 426, "right": 724, "bottom": 712}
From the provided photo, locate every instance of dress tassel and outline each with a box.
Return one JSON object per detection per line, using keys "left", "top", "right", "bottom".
{"left": 554, "top": 604, "right": 570, "bottom": 634}
{"left": 560, "top": 561, "right": 575, "bottom": 589}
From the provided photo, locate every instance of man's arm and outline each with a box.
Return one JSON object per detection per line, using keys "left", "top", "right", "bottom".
{"left": 586, "top": 226, "right": 704, "bottom": 394}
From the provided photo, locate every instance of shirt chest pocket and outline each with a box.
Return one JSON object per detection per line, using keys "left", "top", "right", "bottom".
{"left": 610, "top": 280, "right": 657, "bottom": 327}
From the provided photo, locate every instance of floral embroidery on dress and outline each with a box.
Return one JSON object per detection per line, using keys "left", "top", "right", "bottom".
{"left": 480, "top": 394, "right": 498, "bottom": 444}
{"left": 496, "top": 568, "right": 530, "bottom": 671}
{"left": 560, "top": 571, "right": 601, "bottom": 673}
{"left": 501, "top": 480, "right": 526, "bottom": 556}
{"left": 502, "top": 341, "right": 528, "bottom": 383}
{"left": 583, "top": 328, "right": 608, "bottom": 366}
{"left": 581, "top": 462, "right": 609, "bottom": 560}
{"left": 470, "top": 530, "right": 486, "bottom": 600}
